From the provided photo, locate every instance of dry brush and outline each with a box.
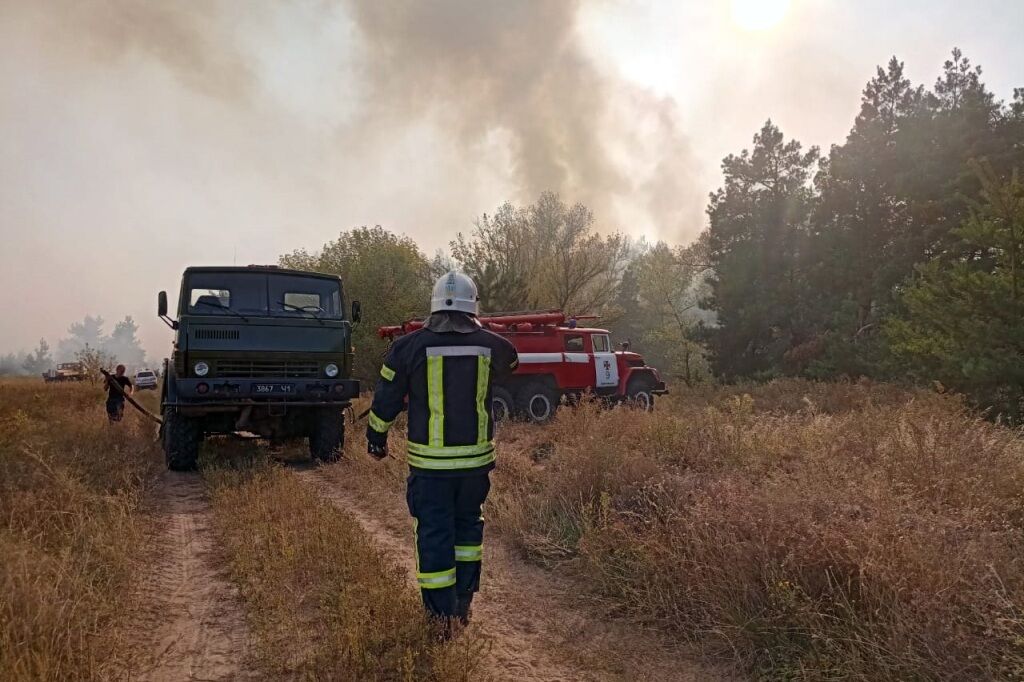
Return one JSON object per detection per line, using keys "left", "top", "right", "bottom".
{"left": 202, "top": 447, "right": 486, "bottom": 681}
{"left": 0, "top": 378, "right": 162, "bottom": 680}
{"left": 491, "top": 380, "right": 1024, "bottom": 680}
{"left": 339, "top": 380, "right": 1024, "bottom": 680}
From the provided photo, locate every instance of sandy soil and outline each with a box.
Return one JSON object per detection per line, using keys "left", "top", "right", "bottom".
{"left": 123, "top": 471, "right": 256, "bottom": 681}
{"left": 300, "top": 464, "right": 732, "bottom": 682}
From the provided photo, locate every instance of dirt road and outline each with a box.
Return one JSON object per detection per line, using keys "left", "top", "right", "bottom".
{"left": 300, "top": 464, "right": 728, "bottom": 682}
{"left": 124, "top": 471, "right": 256, "bottom": 681}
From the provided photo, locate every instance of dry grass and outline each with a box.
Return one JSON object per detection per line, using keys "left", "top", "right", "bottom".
{"left": 489, "top": 380, "right": 1024, "bottom": 680}
{"left": 0, "top": 378, "right": 162, "bottom": 681}
{"left": 202, "top": 447, "right": 487, "bottom": 681}
{"left": 334, "top": 381, "right": 1024, "bottom": 679}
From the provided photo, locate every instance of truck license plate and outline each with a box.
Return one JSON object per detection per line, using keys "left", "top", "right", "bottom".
{"left": 253, "top": 383, "right": 294, "bottom": 394}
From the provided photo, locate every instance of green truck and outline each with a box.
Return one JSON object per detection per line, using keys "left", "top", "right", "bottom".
{"left": 157, "top": 265, "right": 361, "bottom": 471}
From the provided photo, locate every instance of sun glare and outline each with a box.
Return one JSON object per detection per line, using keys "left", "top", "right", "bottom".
{"left": 731, "top": 0, "right": 791, "bottom": 31}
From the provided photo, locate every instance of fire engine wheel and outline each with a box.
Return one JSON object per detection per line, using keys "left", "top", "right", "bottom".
{"left": 517, "top": 382, "right": 559, "bottom": 424}
{"left": 309, "top": 407, "right": 345, "bottom": 463}
{"left": 491, "top": 386, "right": 514, "bottom": 423}
{"left": 626, "top": 377, "right": 656, "bottom": 412}
{"left": 163, "top": 408, "right": 202, "bottom": 471}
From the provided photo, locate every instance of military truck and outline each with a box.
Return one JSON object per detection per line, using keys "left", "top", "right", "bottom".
{"left": 42, "top": 362, "right": 87, "bottom": 382}
{"left": 157, "top": 265, "right": 360, "bottom": 471}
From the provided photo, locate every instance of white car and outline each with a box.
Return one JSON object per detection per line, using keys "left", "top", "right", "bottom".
{"left": 134, "top": 369, "right": 158, "bottom": 391}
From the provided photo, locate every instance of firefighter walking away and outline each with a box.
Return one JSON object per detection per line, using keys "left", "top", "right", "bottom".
{"left": 366, "top": 271, "right": 518, "bottom": 636}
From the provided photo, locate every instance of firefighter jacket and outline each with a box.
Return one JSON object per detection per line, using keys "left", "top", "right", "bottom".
{"left": 367, "top": 325, "right": 519, "bottom": 476}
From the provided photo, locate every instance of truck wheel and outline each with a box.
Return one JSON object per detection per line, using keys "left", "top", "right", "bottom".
{"left": 516, "top": 381, "right": 559, "bottom": 424}
{"left": 627, "top": 377, "right": 656, "bottom": 412}
{"left": 309, "top": 408, "right": 345, "bottom": 463}
{"left": 163, "top": 409, "right": 202, "bottom": 471}
{"left": 492, "top": 386, "right": 514, "bottom": 423}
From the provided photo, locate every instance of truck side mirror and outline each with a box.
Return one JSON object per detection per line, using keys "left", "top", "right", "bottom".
{"left": 351, "top": 300, "right": 362, "bottom": 323}
{"left": 158, "top": 291, "right": 178, "bottom": 330}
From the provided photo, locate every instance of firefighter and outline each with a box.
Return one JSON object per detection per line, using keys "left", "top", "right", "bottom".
{"left": 366, "top": 271, "right": 518, "bottom": 633}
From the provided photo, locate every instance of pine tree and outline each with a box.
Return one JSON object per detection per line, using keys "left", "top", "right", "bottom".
{"left": 705, "top": 120, "right": 819, "bottom": 378}
{"left": 887, "top": 161, "right": 1024, "bottom": 417}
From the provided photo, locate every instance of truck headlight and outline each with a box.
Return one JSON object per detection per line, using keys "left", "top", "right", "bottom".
{"left": 324, "top": 363, "right": 339, "bottom": 378}
{"left": 194, "top": 361, "right": 209, "bottom": 377}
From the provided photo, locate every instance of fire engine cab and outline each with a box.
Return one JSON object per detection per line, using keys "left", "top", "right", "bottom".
{"left": 378, "top": 310, "right": 668, "bottom": 423}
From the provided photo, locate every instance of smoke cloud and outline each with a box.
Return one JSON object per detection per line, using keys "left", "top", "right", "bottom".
{"left": 0, "top": 0, "right": 709, "bottom": 358}
{"left": 343, "top": 0, "right": 704, "bottom": 239}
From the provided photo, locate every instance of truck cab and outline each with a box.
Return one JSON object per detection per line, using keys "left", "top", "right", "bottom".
{"left": 157, "top": 265, "right": 360, "bottom": 470}
{"left": 42, "top": 362, "right": 87, "bottom": 383}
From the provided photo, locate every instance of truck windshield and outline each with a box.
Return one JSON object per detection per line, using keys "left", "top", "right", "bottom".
{"left": 268, "top": 274, "right": 343, "bottom": 319}
{"left": 185, "top": 272, "right": 344, "bottom": 319}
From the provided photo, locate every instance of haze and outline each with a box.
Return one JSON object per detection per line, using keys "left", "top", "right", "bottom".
{"left": 1, "top": 0, "right": 1022, "bottom": 360}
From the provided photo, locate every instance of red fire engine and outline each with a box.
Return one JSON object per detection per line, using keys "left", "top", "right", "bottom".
{"left": 378, "top": 310, "right": 668, "bottom": 423}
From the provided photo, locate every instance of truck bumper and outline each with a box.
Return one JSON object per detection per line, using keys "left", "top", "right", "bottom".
{"left": 170, "top": 378, "right": 360, "bottom": 404}
{"left": 652, "top": 381, "right": 669, "bottom": 395}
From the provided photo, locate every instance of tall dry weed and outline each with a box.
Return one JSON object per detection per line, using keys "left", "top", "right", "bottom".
{"left": 490, "top": 380, "right": 1024, "bottom": 680}
{"left": 0, "top": 378, "right": 161, "bottom": 681}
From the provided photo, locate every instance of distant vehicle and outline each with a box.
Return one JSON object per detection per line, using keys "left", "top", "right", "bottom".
{"left": 134, "top": 369, "right": 158, "bottom": 390}
{"left": 379, "top": 310, "right": 667, "bottom": 423}
{"left": 156, "top": 265, "right": 361, "bottom": 471}
{"left": 42, "top": 362, "right": 87, "bottom": 383}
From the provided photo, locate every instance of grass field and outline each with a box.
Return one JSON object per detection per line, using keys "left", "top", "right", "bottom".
{"left": 0, "top": 378, "right": 161, "bottom": 680}
{"left": 4, "top": 376, "right": 1023, "bottom": 680}
{"left": 0, "top": 379, "right": 481, "bottom": 681}
{"left": 343, "top": 380, "right": 1024, "bottom": 681}
{"left": 202, "top": 446, "right": 485, "bottom": 681}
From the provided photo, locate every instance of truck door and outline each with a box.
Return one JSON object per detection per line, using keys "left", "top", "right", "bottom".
{"left": 591, "top": 334, "right": 618, "bottom": 388}
{"left": 561, "top": 332, "right": 592, "bottom": 388}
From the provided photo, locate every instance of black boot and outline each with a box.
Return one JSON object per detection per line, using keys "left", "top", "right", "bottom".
{"left": 455, "top": 592, "right": 474, "bottom": 626}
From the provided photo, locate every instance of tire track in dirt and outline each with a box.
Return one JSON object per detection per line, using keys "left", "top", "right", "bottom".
{"left": 125, "top": 471, "right": 257, "bottom": 681}
{"left": 298, "top": 464, "right": 730, "bottom": 682}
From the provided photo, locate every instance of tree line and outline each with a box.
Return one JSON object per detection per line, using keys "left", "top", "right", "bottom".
{"left": 1, "top": 315, "right": 147, "bottom": 377}
{"left": 703, "top": 49, "right": 1024, "bottom": 416}
{"left": 283, "top": 49, "right": 1023, "bottom": 416}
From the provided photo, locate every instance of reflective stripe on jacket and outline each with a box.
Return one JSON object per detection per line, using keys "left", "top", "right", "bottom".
{"left": 368, "top": 325, "right": 518, "bottom": 476}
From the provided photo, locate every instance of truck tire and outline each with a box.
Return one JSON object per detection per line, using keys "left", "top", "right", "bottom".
{"left": 516, "top": 381, "right": 559, "bottom": 424}
{"left": 309, "top": 408, "right": 345, "bottom": 463}
{"left": 163, "top": 409, "right": 202, "bottom": 471}
{"left": 626, "top": 376, "right": 656, "bottom": 412}
{"left": 492, "top": 386, "right": 514, "bottom": 423}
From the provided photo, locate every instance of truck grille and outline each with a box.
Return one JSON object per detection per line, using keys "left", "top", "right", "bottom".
{"left": 194, "top": 328, "right": 240, "bottom": 340}
{"left": 214, "top": 360, "right": 320, "bottom": 378}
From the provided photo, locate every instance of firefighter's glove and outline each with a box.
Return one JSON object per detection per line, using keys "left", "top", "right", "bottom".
{"left": 367, "top": 441, "right": 388, "bottom": 461}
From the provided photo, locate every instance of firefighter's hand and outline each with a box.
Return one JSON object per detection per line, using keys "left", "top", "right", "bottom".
{"left": 367, "top": 441, "right": 388, "bottom": 461}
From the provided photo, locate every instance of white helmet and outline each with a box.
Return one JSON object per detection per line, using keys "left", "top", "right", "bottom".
{"left": 430, "top": 271, "right": 479, "bottom": 316}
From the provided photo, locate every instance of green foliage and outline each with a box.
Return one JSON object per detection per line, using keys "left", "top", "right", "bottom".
{"left": 451, "top": 192, "right": 630, "bottom": 313}
{"left": 887, "top": 163, "right": 1024, "bottom": 417}
{"left": 74, "top": 344, "right": 116, "bottom": 382}
{"left": 703, "top": 48, "right": 1024, "bottom": 406}
{"left": 620, "top": 238, "right": 714, "bottom": 385}
{"left": 704, "top": 120, "right": 819, "bottom": 379}
{"left": 280, "top": 226, "right": 433, "bottom": 382}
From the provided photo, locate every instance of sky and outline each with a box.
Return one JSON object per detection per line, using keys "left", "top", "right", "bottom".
{"left": 1, "top": 0, "right": 1022, "bottom": 361}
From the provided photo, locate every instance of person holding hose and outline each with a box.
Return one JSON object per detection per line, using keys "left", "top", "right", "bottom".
{"left": 103, "top": 364, "right": 134, "bottom": 423}
{"left": 366, "top": 271, "right": 518, "bottom": 635}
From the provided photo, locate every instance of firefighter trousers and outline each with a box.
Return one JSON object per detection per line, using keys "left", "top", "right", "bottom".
{"left": 405, "top": 471, "right": 490, "bottom": 619}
